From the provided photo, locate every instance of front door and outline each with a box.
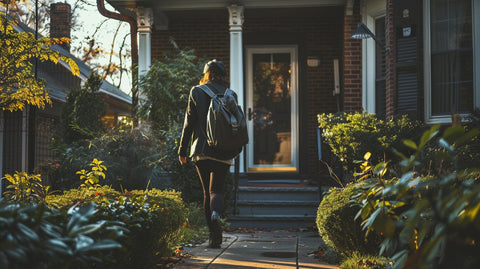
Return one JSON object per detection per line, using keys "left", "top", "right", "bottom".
{"left": 246, "top": 46, "right": 298, "bottom": 172}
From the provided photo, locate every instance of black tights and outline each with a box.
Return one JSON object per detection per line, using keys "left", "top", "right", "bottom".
{"left": 195, "top": 160, "right": 229, "bottom": 240}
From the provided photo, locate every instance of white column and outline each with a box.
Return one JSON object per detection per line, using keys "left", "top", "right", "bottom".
{"left": 228, "top": 4, "right": 245, "bottom": 173}
{"left": 137, "top": 7, "right": 153, "bottom": 104}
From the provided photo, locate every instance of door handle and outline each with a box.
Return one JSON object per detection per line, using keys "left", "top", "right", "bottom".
{"left": 248, "top": 108, "right": 252, "bottom": 121}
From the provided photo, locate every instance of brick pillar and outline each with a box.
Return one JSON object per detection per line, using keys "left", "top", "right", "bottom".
{"left": 50, "top": 3, "right": 71, "bottom": 51}
{"left": 385, "top": 0, "right": 395, "bottom": 118}
{"left": 343, "top": 0, "right": 362, "bottom": 112}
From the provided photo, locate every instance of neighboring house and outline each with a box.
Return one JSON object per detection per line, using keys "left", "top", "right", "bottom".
{"left": 0, "top": 3, "right": 132, "bottom": 179}
{"left": 102, "top": 0, "right": 479, "bottom": 182}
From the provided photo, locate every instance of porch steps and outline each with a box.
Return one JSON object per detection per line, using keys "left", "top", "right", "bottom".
{"left": 227, "top": 184, "right": 321, "bottom": 229}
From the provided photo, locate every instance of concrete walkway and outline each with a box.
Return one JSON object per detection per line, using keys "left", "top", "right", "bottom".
{"left": 174, "top": 230, "right": 340, "bottom": 269}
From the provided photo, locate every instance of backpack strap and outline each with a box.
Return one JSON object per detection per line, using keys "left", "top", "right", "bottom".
{"left": 198, "top": 84, "right": 217, "bottom": 99}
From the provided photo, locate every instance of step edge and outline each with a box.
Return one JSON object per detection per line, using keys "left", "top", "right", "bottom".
{"left": 227, "top": 215, "right": 316, "bottom": 221}
{"left": 236, "top": 200, "right": 320, "bottom": 205}
{"left": 238, "top": 187, "right": 320, "bottom": 192}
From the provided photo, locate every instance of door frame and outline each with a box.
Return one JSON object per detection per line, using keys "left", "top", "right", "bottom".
{"left": 245, "top": 45, "right": 299, "bottom": 173}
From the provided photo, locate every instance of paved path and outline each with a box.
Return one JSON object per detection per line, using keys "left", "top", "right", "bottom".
{"left": 174, "top": 230, "right": 340, "bottom": 269}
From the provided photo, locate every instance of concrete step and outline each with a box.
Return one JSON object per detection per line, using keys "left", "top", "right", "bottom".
{"left": 227, "top": 215, "right": 317, "bottom": 229}
{"left": 236, "top": 200, "right": 319, "bottom": 216}
{"left": 237, "top": 186, "right": 321, "bottom": 202}
{"left": 229, "top": 185, "right": 321, "bottom": 229}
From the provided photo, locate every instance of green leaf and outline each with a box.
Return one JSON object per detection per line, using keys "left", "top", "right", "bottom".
{"left": 391, "top": 249, "right": 409, "bottom": 269}
{"left": 17, "top": 223, "right": 39, "bottom": 242}
{"left": 80, "top": 239, "right": 122, "bottom": 252}
{"left": 46, "top": 239, "right": 72, "bottom": 255}
{"left": 399, "top": 172, "right": 414, "bottom": 185}
{"left": 403, "top": 139, "right": 417, "bottom": 150}
{"left": 363, "top": 207, "right": 382, "bottom": 230}
{"left": 438, "top": 138, "right": 454, "bottom": 152}
{"left": 419, "top": 125, "right": 440, "bottom": 149}
{"left": 69, "top": 222, "right": 106, "bottom": 237}
{"left": 454, "top": 128, "right": 480, "bottom": 147}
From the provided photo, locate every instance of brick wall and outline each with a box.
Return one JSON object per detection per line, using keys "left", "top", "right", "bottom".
{"left": 151, "top": 9, "right": 229, "bottom": 68}
{"left": 151, "top": 7, "right": 344, "bottom": 180}
{"left": 50, "top": 3, "right": 71, "bottom": 51}
{"left": 343, "top": 0, "right": 363, "bottom": 112}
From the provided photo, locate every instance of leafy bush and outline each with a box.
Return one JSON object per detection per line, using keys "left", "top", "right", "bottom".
{"left": 138, "top": 40, "right": 205, "bottom": 131}
{"left": 48, "top": 126, "right": 164, "bottom": 191}
{"left": 352, "top": 125, "right": 480, "bottom": 269}
{"left": 316, "top": 183, "right": 381, "bottom": 256}
{"left": 0, "top": 203, "right": 125, "bottom": 269}
{"left": 1, "top": 172, "right": 49, "bottom": 204}
{"left": 339, "top": 251, "right": 390, "bottom": 269}
{"left": 318, "top": 112, "right": 423, "bottom": 180}
{"left": 45, "top": 185, "right": 120, "bottom": 208}
{"left": 47, "top": 187, "right": 187, "bottom": 268}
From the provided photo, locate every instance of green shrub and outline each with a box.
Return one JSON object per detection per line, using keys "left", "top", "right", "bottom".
{"left": 58, "top": 71, "right": 107, "bottom": 144}
{"left": 138, "top": 40, "right": 205, "bottom": 131}
{"left": 318, "top": 112, "right": 423, "bottom": 180}
{"left": 316, "top": 183, "right": 381, "bottom": 256}
{"left": 0, "top": 203, "right": 125, "bottom": 269}
{"left": 2, "top": 172, "right": 49, "bottom": 204}
{"left": 340, "top": 251, "right": 390, "bottom": 269}
{"left": 47, "top": 187, "right": 187, "bottom": 268}
{"left": 353, "top": 125, "right": 480, "bottom": 269}
{"left": 48, "top": 126, "right": 165, "bottom": 191}
{"left": 45, "top": 185, "right": 120, "bottom": 208}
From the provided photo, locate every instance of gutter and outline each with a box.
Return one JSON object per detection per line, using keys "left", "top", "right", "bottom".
{"left": 97, "top": 0, "right": 138, "bottom": 118}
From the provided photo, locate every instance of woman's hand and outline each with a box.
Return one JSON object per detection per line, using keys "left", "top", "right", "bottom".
{"left": 179, "top": 156, "right": 187, "bottom": 165}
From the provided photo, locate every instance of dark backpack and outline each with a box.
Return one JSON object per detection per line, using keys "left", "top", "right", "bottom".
{"left": 199, "top": 84, "right": 248, "bottom": 152}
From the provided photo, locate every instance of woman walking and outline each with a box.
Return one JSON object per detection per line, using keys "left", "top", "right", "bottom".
{"left": 178, "top": 59, "right": 241, "bottom": 248}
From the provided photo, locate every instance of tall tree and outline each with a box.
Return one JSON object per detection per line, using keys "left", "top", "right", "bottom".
{"left": 0, "top": 3, "right": 79, "bottom": 112}
{"left": 59, "top": 71, "right": 107, "bottom": 143}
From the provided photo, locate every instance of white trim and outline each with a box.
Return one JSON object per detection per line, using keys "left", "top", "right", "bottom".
{"left": 228, "top": 4, "right": 245, "bottom": 173}
{"left": 245, "top": 45, "right": 299, "bottom": 173}
{"left": 424, "top": 0, "right": 479, "bottom": 124}
{"left": 360, "top": 0, "right": 385, "bottom": 114}
{"left": 474, "top": 0, "right": 480, "bottom": 111}
{"left": 113, "top": 0, "right": 345, "bottom": 10}
{"left": 423, "top": 0, "right": 432, "bottom": 123}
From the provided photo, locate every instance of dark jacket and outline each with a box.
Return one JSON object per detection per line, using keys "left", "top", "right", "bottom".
{"left": 178, "top": 82, "right": 240, "bottom": 160}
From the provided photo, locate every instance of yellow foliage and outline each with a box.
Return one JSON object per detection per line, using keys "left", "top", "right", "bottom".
{"left": 0, "top": 15, "right": 79, "bottom": 111}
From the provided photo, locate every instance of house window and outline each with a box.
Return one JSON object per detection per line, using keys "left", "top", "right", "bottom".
{"left": 425, "top": 0, "right": 479, "bottom": 123}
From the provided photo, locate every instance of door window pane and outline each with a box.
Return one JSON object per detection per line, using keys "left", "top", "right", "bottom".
{"left": 430, "top": 0, "right": 473, "bottom": 115}
{"left": 252, "top": 53, "right": 292, "bottom": 165}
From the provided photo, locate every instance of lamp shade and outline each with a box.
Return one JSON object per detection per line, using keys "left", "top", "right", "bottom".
{"left": 351, "top": 22, "right": 374, "bottom": 39}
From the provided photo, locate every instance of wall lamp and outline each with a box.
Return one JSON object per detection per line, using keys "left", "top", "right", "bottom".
{"left": 351, "top": 22, "right": 388, "bottom": 50}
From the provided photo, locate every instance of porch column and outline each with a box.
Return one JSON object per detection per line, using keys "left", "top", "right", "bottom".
{"left": 228, "top": 5, "right": 245, "bottom": 173}
{"left": 136, "top": 7, "right": 153, "bottom": 104}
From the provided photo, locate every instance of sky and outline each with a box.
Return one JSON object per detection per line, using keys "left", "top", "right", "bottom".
{"left": 66, "top": 0, "right": 132, "bottom": 95}
{"left": 3, "top": 0, "right": 132, "bottom": 94}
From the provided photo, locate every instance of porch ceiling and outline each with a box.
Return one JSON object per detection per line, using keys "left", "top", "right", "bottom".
{"left": 106, "top": 0, "right": 345, "bottom": 10}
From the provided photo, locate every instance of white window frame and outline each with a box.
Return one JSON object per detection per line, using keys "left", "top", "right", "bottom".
{"left": 361, "top": 0, "right": 386, "bottom": 114}
{"left": 424, "top": 0, "right": 480, "bottom": 124}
